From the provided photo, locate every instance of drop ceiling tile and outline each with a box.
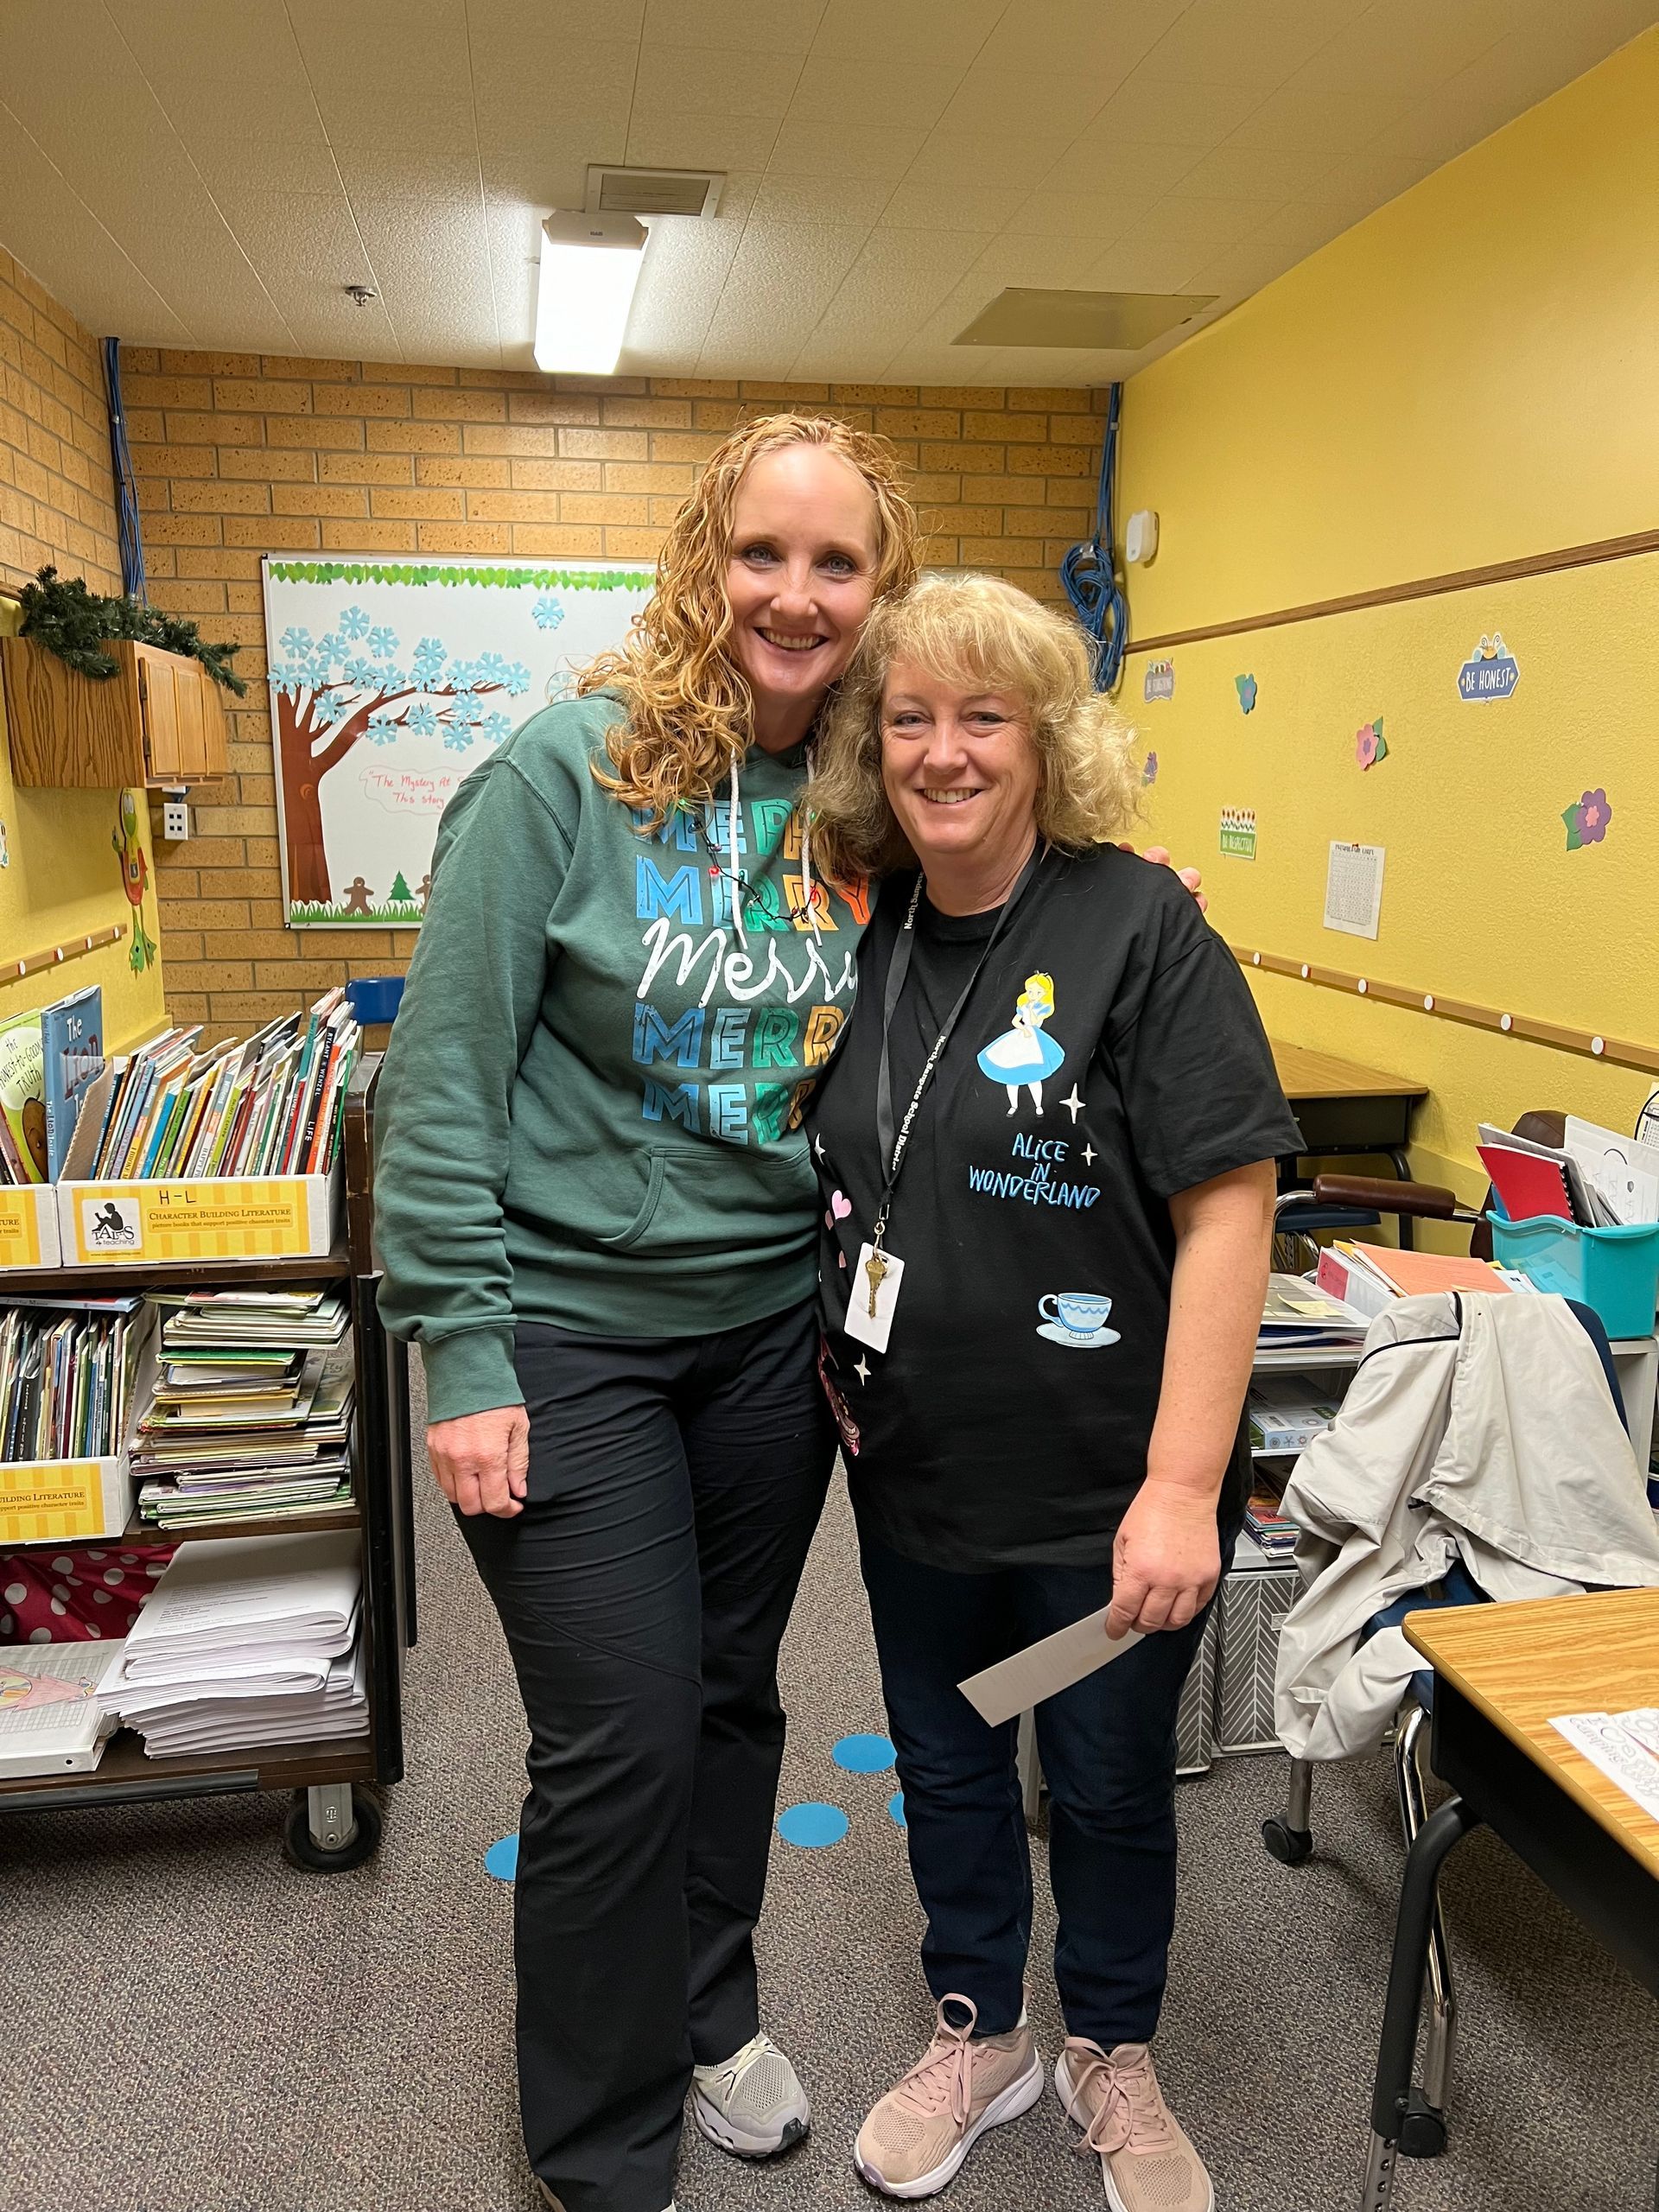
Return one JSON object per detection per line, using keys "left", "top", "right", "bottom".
{"left": 481, "top": 151, "right": 599, "bottom": 215}
{"left": 1166, "top": 140, "right": 1343, "bottom": 200}
{"left": 1128, "top": 194, "right": 1286, "bottom": 251}
{"left": 466, "top": 0, "right": 647, "bottom": 42}
{"left": 1039, "top": 137, "right": 1205, "bottom": 198}
{"left": 936, "top": 70, "right": 1117, "bottom": 140}
{"left": 178, "top": 124, "right": 344, "bottom": 198}
{"left": 619, "top": 207, "right": 751, "bottom": 368}
{"left": 972, "top": 0, "right": 1186, "bottom": 78}
{"left": 766, "top": 121, "right": 925, "bottom": 180}
{"left": 904, "top": 136, "right": 1072, "bottom": 195}
{"left": 787, "top": 57, "right": 970, "bottom": 133}
{"left": 1226, "top": 76, "right": 1408, "bottom": 154}
{"left": 748, "top": 174, "right": 896, "bottom": 226}
{"left": 1003, "top": 188, "right": 1159, "bottom": 239}
{"left": 625, "top": 113, "right": 783, "bottom": 172}
{"left": 1135, "top": 0, "right": 1367, "bottom": 89}
{"left": 1185, "top": 238, "right": 1306, "bottom": 296}
{"left": 472, "top": 41, "right": 640, "bottom": 133}
{"left": 335, "top": 150, "right": 490, "bottom": 200}
{"left": 1080, "top": 71, "right": 1270, "bottom": 149}
{"left": 1081, "top": 236, "right": 1216, "bottom": 291}
{"left": 809, "top": 0, "right": 1005, "bottom": 67}
{"left": 632, "top": 46, "right": 804, "bottom": 118}
{"left": 644, "top": 0, "right": 824, "bottom": 54}
{"left": 696, "top": 220, "right": 869, "bottom": 374}
{"left": 805, "top": 224, "right": 994, "bottom": 341}
{"left": 1293, "top": 0, "right": 1519, "bottom": 99}
{"left": 963, "top": 232, "right": 1116, "bottom": 288}
{"left": 0, "top": 101, "right": 191, "bottom": 342}
{"left": 868, "top": 176, "right": 1021, "bottom": 232}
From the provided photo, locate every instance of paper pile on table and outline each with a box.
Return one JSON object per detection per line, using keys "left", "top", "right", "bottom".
{"left": 1257, "top": 1274, "right": 1370, "bottom": 1354}
{"left": 133, "top": 1287, "right": 353, "bottom": 1530}
{"left": 105, "top": 1530, "right": 365, "bottom": 1757}
{"left": 0, "top": 1640, "right": 124, "bottom": 1777}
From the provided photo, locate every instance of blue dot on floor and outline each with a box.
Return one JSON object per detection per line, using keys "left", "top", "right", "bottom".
{"left": 485, "top": 1834, "right": 519, "bottom": 1882}
{"left": 833, "top": 1731, "right": 896, "bottom": 1774}
{"left": 888, "top": 1790, "right": 906, "bottom": 1829}
{"left": 777, "top": 1802, "right": 849, "bottom": 1848}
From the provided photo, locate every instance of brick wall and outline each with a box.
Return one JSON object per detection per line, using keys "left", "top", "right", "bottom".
{"left": 0, "top": 250, "right": 120, "bottom": 597}
{"left": 124, "top": 347, "right": 1106, "bottom": 1039}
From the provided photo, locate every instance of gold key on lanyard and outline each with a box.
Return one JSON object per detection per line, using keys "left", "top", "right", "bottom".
{"left": 864, "top": 1245, "right": 890, "bottom": 1319}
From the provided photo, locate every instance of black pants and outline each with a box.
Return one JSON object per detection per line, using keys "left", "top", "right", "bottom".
{"left": 459, "top": 1300, "right": 834, "bottom": 2212}
{"left": 860, "top": 1523, "right": 1222, "bottom": 2049}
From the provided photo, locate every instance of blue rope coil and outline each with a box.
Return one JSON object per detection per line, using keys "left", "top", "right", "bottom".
{"left": 1059, "top": 381, "right": 1128, "bottom": 691}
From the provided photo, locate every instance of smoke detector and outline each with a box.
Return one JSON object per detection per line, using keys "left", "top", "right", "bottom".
{"left": 585, "top": 166, "right": 724, "bottom": 219}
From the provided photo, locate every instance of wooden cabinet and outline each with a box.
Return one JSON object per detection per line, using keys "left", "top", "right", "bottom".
{"left": 0, "top": 635, "right": 229, "bottom": 788}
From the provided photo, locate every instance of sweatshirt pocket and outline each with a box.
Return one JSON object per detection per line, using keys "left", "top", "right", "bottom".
{"left": 593, "top": 1141, "right": 813, "bottom": 1260}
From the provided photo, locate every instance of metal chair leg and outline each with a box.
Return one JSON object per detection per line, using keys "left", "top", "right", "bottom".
{"left": 1263, "top": 1755, "right": 1314, "bottom": 1865}
{"left": 1394, "top": 1704, "right": 1458, "bottom": 2128}
{"left": 1362, "top": 1795, "right": 1483, "bottom": 2211}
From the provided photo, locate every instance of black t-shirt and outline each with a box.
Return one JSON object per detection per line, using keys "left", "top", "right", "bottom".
{"left": 806, "top": 844, "right": 1304, "bottom": 1571}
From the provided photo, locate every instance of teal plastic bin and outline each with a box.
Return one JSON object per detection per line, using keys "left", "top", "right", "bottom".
{"left": 1488, "top": 1214, "right": 1659, "bottom": 1339}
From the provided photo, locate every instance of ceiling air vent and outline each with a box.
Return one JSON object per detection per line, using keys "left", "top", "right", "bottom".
{"left": 954, "top": 289, "right": 1217, "bottom": 351}
{"left": 586, "top": 166, "right": 724, "bottom": 219}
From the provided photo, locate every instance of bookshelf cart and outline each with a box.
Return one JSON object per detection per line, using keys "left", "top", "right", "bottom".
{"left": 0, "top": 1056, "right": 414, "bottom": 1870}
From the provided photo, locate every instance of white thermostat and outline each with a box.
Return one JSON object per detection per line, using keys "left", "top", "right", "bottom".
{"left": 1124, "top": 510, "right": 1159, "bottom": 565}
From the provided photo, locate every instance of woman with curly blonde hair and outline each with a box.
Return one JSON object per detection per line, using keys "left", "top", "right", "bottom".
{"left": 375, "top": 414, "right": 918, "bottom": 2212}
{"left": 804, "top": 575, "right": 1299, "bottom": 2209}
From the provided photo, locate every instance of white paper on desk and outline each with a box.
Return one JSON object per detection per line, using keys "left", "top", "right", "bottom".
{"left": 1563, "top": 1116, "right": 1659, "bottom": 1227}
{"left": 1549, "top": 1711, "right": 1659, "bottom": 1822}
{"left": 958, "top": 1613, "right": 1144, "bottom": 1728}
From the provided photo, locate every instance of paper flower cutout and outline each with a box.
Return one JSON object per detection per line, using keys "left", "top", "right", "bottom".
{"left": 1235, "top": 674, "right": 1257, "bottom": 713}
{"left": 1356, "top": 717, "right": 1388, "bottom": 769}
{"left": 1563, "top": 788, "right": 1611, "bottom": 850}
{"left": 1142, "top": 751, "right": 1159, "bottom": 785}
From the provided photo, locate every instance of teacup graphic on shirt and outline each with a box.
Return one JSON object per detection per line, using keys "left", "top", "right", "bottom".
{"left": 1037, "top": 1292, "right": 1120, "bottom": 1349}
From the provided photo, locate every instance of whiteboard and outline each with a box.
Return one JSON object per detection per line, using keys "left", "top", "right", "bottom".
{"left": 263, "top": 555, "right": 655, "bottom": 927}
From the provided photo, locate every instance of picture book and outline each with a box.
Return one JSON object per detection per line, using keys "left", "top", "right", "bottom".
{"left": 0, "top": 1011, "right": 48, "bottom": 1183}
{"left": 41, "top": 985, "right": 104, "bottom": 1182}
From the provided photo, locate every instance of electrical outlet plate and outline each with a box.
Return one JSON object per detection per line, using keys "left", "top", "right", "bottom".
{"left": 162, "top": 799, "right": 190, "bottom": 841}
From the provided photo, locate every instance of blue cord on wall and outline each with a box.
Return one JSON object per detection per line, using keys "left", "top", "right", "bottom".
{"left": 102, "top": 337, "right": 147, "bottom": 601}
{"left": 1059, "top": 382, "right": 1128, "bottom": 691}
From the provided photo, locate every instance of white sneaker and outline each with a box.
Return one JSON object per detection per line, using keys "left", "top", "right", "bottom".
{"left": 692, "top": 2029, "right": 811, "bottom": 2158}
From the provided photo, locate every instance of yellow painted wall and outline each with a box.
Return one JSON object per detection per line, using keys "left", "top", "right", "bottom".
{"left": 1118, "top": 29, "right": 1659, "bottom": 1198}
{"left": 0, "top": 597, "right": 167, "bottom": 1051}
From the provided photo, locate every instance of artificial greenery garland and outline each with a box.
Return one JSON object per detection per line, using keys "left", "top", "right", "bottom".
{"left": 17, "top": 566, "right": 247, "bottom": 696}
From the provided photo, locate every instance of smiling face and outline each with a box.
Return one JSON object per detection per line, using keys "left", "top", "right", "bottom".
{"left": 725, "top": 445, "right": 880, "bottom": 750}
{"left": 880, "top": 656, "right": 1042, "bottom": 908}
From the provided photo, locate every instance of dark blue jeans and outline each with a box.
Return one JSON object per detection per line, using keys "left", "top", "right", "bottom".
{"left": 859, "top": 1522, "right": 1220, "bottom": 2049}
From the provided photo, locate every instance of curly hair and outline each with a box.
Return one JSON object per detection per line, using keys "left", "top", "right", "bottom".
{"left": 578, "top": 414, "right": 920, "bottom": 826}
{"left": 806, "top": 573, "right": 1143, "bottom": 882}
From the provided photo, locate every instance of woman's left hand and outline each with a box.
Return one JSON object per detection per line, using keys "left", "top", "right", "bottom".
{"left": 1105, "top": 1482, "right": 1222, "bottom": 1638}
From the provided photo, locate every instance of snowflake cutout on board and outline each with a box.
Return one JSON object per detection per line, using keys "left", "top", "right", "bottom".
{"left": 337, "top": 605, "right": 370, "bottom": 640}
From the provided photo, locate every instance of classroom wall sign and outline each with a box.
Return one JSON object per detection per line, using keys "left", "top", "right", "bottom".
{"left": 262, "top": 556, "right": 655, "bottom": 927}
{"left": 1457, "top": 632, "right": 1520, "bottom": 700}
{"left": 1219, "top": 806, "right": 1256, "bottom": 859}
{"left": 1143, "top": 658, "right": 1175, "bottom": 702}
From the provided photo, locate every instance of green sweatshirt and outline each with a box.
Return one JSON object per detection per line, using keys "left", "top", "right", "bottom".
{"left": 373, "top": 693, "right": 874, "bottom": 1423}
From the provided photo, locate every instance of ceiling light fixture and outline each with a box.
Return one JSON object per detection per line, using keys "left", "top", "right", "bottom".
{"left": 535, "top": 211, "right": 649, "bottom": 376}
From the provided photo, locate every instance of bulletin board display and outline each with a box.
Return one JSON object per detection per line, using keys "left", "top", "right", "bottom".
{"left": 263, "top": 555, "right": 655, "bottom": 927}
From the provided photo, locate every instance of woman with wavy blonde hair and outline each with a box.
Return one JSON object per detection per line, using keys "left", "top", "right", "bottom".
{"left": 375, "top": 414, "right": 918, "bottom": 2212}
{"left": 803, "top": 573, "right": 1298, "bottom": 2209}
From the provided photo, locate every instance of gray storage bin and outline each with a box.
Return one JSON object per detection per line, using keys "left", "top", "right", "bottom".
{"left": 1215, "top": 1548, "right": 1301, "bottom": 1754}
{"left": 1175, "top": 1606, "right": 1219, "bottom": 1776}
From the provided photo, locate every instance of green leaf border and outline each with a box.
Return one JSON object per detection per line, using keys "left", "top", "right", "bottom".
{"left": 266, "top": 559, "right": 656, "bottom": 591}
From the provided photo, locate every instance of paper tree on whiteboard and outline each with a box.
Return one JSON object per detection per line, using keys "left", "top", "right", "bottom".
{"left": 269, "top": 612, "right": 530, "bottom": 906}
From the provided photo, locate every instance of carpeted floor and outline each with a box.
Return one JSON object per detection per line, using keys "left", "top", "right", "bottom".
{"left": 6, "top": 1361, "right": 1656, "bottom": 2212}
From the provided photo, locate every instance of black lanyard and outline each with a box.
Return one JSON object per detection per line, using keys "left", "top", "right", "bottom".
{"left": 870, "top": 849, "right": 1042, "bottom": 1253}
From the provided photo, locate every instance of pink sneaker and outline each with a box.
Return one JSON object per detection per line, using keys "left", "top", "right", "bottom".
{"left": 854, "top": 1996, "right": 1043, "bottom": 2199}
{"left": 1055, "top": 2039, "right": 1214, "bottom": 2212}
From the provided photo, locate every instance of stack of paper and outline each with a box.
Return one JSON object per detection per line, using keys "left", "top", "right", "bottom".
{"left": 133, "top": 1288, "right": 353, "bottom": 1530}
{"left": 1258, "top": 1274, "right": 1370, "bottom": 1353}
{"left": 1316, "top": 1241, "right": 1516, "bottom": 1321}
{"left": 0, "top": 1639, "right": 124, "bottom": 1777}
{"left": 1243, "top": 1489, "right": 1300, "bottom": 1559}
{"left": 105, "top": 1531, "right": 365, "bottom": 1756}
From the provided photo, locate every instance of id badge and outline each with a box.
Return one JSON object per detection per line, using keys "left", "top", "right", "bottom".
{"left": 845, "top": 1241, "right": 906, "bottom": 1356}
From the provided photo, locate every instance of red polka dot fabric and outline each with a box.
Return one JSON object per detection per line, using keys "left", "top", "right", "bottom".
{"left": 0, "top": 1543, "right": 177, "bottom": 1645}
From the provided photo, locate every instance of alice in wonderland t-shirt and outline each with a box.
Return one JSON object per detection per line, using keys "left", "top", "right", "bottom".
{"left": 806, "top": 844, "right": 1302, "bottom": 1570}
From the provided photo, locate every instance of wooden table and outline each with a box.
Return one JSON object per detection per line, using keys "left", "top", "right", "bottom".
{"left": 1361, "top": 1589, "right": 1659, "bottom": 2210}
{"left": 1270, "top": 1040, "right": 1427, "bottom": 1170}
